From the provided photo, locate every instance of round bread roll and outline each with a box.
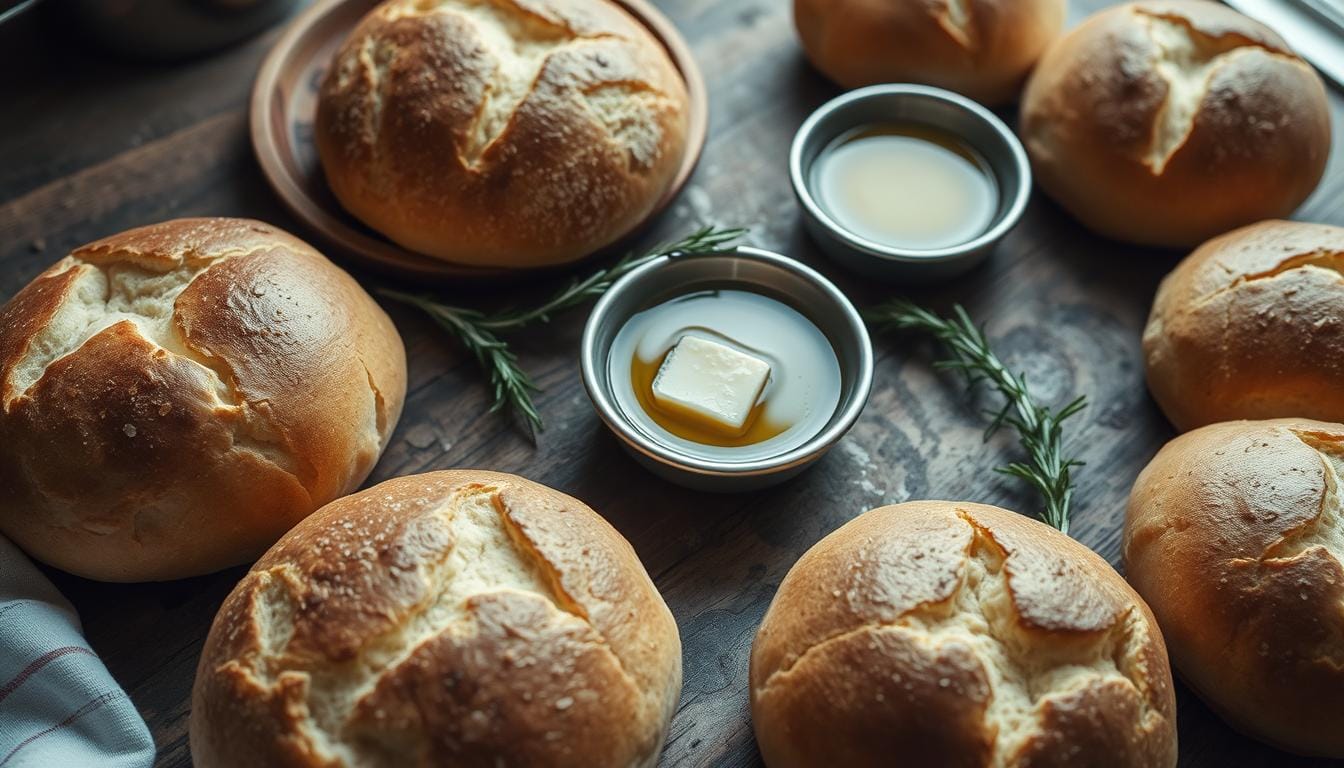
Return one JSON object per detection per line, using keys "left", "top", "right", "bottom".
{"left": 750, "top": 501, "right": 1177, "bottom": 768}
{"left": 1144, "top": 220, "right": 1344, "bottom": 431}
{"left": 316, "top": 0, "right": 689, "bottom": 269}
{"left": 0, "top": 218, "right": 406, "bottom": 582}
{"left": 190, "top": 470, "right": 681, "bottom": 767}
{"left": 1021, "top": 0, "right": 1331, "bottom": 248}
{"left": 793, "top": 0, "right": 1065, "bottom": 105}
{"left": 1125, "top": 419, "right": 1344, "bottom": 756}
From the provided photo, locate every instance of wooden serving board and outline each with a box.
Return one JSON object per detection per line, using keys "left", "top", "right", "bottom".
{"left": 0, "top": 0, "right": 1341, "bottom": 766}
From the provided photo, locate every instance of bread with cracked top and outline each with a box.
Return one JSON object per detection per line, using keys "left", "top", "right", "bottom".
{"left": 1021, "top": 0, "right": 1330, "bottom": 247}
{"left": 0, "top": 218, "right": 406, "bottom": 581}
{"left": 1125, "top": 419, "right": 1344, "bottom": 757}
{"left": 315, "top": 0, "right": 690, "bottom": 269}
{"left": 750, "top": 500, "right": 1178, "bottom": 768}
{"left": 793, "top": 0, "right": 1066, "bottom": 105}
{"left": 1144, "top": 220, "right": 1344, "bottom": 431}
{"left": 190, "top": 470, "right": 681, "bottom": 768}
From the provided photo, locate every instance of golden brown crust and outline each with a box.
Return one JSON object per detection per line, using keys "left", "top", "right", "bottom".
{"left": 1021, "top": 0, "right": 1330, "bottom": 248}
{"left": 792, "top": 0, "right": 1065, "bottom": 105}
{"left": 1143, "top": 220, "right": 1344, "bottom": 431}
{"left": 750, "top": 501, "right": 1176, "bottom": 768}
{"left": 1124, "top": 419, "right": 1344, "bottom": 757}
{"left": 190, "top": 470, "right": 681, "bottom": 768}
{"left": 315, "top": 0, "right": 689, "bottom": 269}
{"left": 0, "top": 218, "right": 406, "bottom": 581}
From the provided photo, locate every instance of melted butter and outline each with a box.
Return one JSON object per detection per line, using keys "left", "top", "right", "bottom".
{"left": 812, "top": 123, "right": 999, "bottom": 251}
{"left": 608, "top": 289, "right": 843, "bottom": 456}
{"left": 631, "top": 349, "right": 789, "bottom": 447}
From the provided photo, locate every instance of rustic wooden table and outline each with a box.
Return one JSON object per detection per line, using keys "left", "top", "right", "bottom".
{"left": 2, "top": 1, "right": 1342, "bottom": 766}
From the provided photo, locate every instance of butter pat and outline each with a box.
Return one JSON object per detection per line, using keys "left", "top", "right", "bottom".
{"left": 652, "top": 335, "right": 770, "bottom": 435}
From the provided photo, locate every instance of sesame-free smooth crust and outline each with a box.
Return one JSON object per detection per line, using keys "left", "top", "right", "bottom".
{"left": 190, "top": 470, "right": 682, "bottom": 768}
{"left": 750, "top": 501, "right": 1177, "bottom": 768}
{"left": 793, "top": 0, "right": 1066, "bottom": 105}
{"left": 0, "top": 218, "right": 406, "bottom": 581}
{"left": 1021, "top": 0, "right": 1330, "bottom": 247}
{"left": 1125, "top": 419, "right": 1344, "bottom": 757}
{"left": 315, "top": 0, "right": 689, "bottom": 269}
{"left": 1144, "top": 220, "right": 1344, "bottom": 431}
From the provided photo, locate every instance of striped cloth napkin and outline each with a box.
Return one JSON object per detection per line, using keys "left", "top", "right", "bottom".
{"left": 0, "top": 535, "right": 154, "bottom": 768}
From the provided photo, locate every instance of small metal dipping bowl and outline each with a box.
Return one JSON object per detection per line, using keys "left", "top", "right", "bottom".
{"left": 791, "top": 84, "right": 1032, "bottom": 282}
{"left": 581, "top": 247, "right": 873, "bottom": 492}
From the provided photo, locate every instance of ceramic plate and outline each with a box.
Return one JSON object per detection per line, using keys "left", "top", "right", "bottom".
{"left": 250, "top": 0, "right": 708, "bottom": 280}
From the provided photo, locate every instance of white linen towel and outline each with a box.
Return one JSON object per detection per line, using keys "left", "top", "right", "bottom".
{"left": 0, "top": 535, "right": 154, "bottom": 768}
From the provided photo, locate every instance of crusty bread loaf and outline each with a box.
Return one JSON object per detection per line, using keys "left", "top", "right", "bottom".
{"left": 793, "top": 0, "right": 1065, "bottom": 105}
{"left": 316, "top": 0, "right": 689, "bottom": 269}
{"left": 1021, "top": 0, "right": 1330, "bottom": 248}
{"left": 1144, "top": 220, "right": 1344, "bottom": 431}
{"left": 750, "top": 501, "right": 1177, "bottom": 768}
{"left": 190, "top": 470, "right": 681, "bottom": 768}
{"left": 0, "top": 218, "right": 406, "bottom": 582}
{"left": 1125, "top": 419, "right": 1344, "bottom": 757}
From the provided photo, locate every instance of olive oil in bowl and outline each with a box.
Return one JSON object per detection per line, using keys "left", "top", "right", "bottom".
{"left": 811, "top": 123, "right": 999, "bottom": 251}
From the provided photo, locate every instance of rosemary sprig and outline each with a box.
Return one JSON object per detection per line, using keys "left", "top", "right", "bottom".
{"left": 382, "top": 226, "right": 747, "bottom": 440}
{"left": 376, "top": 292, "right": 545, "bottom": 437}
{"left": 866, "top": 300, "right": 1086, "bottom": 534}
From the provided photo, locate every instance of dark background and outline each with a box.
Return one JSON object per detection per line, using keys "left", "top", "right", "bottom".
{"left": 2, "top": 0, "right": 1342, "bottom": 765}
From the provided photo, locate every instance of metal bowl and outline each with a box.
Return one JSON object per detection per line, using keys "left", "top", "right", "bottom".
{"left": 790, "top": 84, "right": 1031, "bottom": 282}
{"left": 581, "top": 247, "right": 873, "bottom": 492}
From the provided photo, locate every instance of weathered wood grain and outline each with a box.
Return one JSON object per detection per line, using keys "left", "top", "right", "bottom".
{"left": 2, "top": 0, "right": 1343, "bottom": 766}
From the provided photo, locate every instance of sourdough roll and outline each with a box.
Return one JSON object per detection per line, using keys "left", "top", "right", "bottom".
{"left": 316, "top": 0, "right": 690, "bottom": 269}
{"left": 794, "top": 0, "right": 1066, "bottom": 105}
{"left": 1144, "top": 220, "right": 1344, "bottom": 431}
{"left": 751, "top": 501, "right": 1177, "bottom": 767}
{"left": 0, "top": 218, "right": 406, "bottom": 582}
{"left": 1021, "top": 0, "right": 1330, "bottom": 247}
{"left": 190, "top": 471, "right": 681, "bottom": 767}
{"left": 1125, "top": 419, "right": 1344, "bottom": 756}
